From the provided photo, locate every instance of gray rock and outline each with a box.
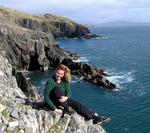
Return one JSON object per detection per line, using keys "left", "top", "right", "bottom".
{"left": 67, "top": 114, "right": 87, "bottom": 133}
{"left": 0, "top": 122, "right": 6, "bottom": 133}
{"left": 18, "top": 120, "right": 25, "bottom": 130}
{"left": 25, "top": 127, "right": 35, "bottom": 133}
{"left": 1, "top": 116, "right": 9, "bottom": 125}
{"left": 0, "top": 104, "right": 7, "bottom": 112}
{"left": 87, "top": 125, "right": 106, "bottom": 133}
{"left": 50, "top": 111, "right": 62, "bottom": 125}
{"left": 7, "top": 121, "right": 19, "bottom": 132}
{"left": 56, "top": 114, "right": 71, "bottom": 132}
{"left": 13, "top": 70, "right": 41, "bottom": 100}
{"left": 10, "top": 108, "right": 19, "bottom": 120}
{"left": 18, "top": 129, "right": 25, "bottom": 133}
{"left": 8, "top": 120, "right": 19, "bottom": 127}
{"left": 43, "top": 112, "right": 53, "bottom": 132}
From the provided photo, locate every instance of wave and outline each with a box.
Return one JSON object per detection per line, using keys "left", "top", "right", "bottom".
{"left": 71, "top": 80, "right": 80, "bottom": 83}
{"left": 73, "top": 56, "right": 89, "bottom": 63}
{"left": 104, "top": 69, "right": 148, "bottom": 98}
{"left": 101, "top": 36, "right": 111, "bottom": 39}
{"left": 105, "top": 70, "right": 135, "bottom": 88}
{"left": 26, "top": 77, "right": 30, "bottom": 80}
{"left": 71, "top": 76, "right": 84, "bottom": 83}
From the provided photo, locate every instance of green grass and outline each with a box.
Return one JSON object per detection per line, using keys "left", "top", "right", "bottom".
{"left": 0, "top": 6, "right": 77, "bottom": 27}
{"left": 0, "top": 5, "right": 79, "bottom": 37}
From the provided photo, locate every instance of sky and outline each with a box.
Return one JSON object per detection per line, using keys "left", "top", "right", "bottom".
{"left": 1, "top": 0, "right": 150, "bottom": 25}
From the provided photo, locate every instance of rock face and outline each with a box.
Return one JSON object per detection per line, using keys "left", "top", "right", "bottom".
{"left": 0, "top": 54, "right": 106, "bottom": 133}
{"left": 0, "top": 25, "right": 50, "bottom": 71}
{"left": 12, "top": 70, "right": 42, "bottom": 100}
{"left": 0, "top": 6, "right": 81, "bottom": 71}
{"left": 0, "top": 24, "right": 80, "bottom": 71}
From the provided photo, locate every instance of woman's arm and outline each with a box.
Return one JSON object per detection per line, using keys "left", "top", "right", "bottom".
{"left": 44, "top": 79, "right": 56, "bottom": 110}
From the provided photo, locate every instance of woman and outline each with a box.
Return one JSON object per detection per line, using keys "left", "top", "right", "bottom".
{"left": 44, "top": 64, "right": 109, "bottom": 125}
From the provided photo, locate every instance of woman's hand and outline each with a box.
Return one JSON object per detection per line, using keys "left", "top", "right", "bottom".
{"left": 59, "top": 96, "right": 68, "bottom": 103}
{"left": 55, "top": 108, "right": 63, "bottom": 114}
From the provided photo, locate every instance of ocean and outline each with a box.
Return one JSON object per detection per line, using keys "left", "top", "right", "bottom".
{"left": 27, "top": 26, "right": 150, "bottom": 133}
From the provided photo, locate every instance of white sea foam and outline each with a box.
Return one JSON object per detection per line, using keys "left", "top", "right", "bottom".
{"left": 93, "top": 36, "right": 110, "bottom": 40}
{"left": 80, "top": 57, "right": 90, "bottom": 62}
{"left": 106, "top": 71, "right": 135, "bottom": 88}
{"left": 73, "top": 56, "right": 89, "bottom": 63}
{"left": 101, "top": 36, "right": 110, "bottom": 39}
{"left": 71, "top": 80, "right": 80, "bottom": 83}
{"left": 71, "top": 76, "right": 84, "bottom": 83}
{"left": 26, "top": 77, "right": 30, "bottom": 80}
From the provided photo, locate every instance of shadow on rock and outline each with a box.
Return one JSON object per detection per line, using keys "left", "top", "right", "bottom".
{"left": 16, "top": 96, "right": 52, "bottom": 111}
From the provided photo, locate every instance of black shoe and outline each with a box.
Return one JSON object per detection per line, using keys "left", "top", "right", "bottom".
{"left": 93, "top": 116, "right": 110, "bottom": 125}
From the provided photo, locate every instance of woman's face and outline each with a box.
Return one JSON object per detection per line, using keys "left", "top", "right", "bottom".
{"left": 55, "top": 69, "right": 65, "bottom": 81}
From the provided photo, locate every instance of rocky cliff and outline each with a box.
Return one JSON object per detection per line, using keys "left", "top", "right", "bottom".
{"left": 0, "top": 6, "right": 116, "bottom": 90}
{"left": 0, "top": 6, "right": 84, "bottom": 71}
{"left": 0, "top": 54, "right": 106, "bottom": 133}
{"left": 0, "top": 6, "right": 93, "bottom": 39}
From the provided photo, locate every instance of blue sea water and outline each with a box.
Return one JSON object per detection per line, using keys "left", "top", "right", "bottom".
{"left": 27, "top": 26, "right": 150, "bottom": 133}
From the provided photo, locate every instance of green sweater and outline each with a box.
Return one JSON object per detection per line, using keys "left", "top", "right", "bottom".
{"left": 44, "top": 76, "right": 71, "bottom": 110}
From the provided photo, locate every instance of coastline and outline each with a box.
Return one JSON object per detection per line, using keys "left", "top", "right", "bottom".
{"left": 0, "top": 6, "right": 116, "bottom": 90}
{"left": 0, "top": 6, "right": 114, "bottom": 133}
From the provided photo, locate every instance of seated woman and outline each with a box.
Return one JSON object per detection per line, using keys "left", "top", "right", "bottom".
{"left": 44, "top": 64, "right": 109, "bottom": 125}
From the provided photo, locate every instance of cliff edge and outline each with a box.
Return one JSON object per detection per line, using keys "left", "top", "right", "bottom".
{"left": 0, "top": 54, "right": 106, "bottom": 133}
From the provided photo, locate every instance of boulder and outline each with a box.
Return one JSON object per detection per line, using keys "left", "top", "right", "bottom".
{"left": 61, "top": 58, "right": 117, "bottom": 90}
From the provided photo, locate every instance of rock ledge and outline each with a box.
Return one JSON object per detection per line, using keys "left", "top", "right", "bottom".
{"left": 0, "top": 54, "right": 106, "bottom": 133}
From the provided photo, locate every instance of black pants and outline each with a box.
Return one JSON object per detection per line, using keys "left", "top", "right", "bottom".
{"left": 50, "top": 86, "right": 95, "bottom": 119}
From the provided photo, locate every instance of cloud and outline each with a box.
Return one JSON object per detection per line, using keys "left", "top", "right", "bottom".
{"left": 1, "top": 0, "right": 150, "bottom": 23}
